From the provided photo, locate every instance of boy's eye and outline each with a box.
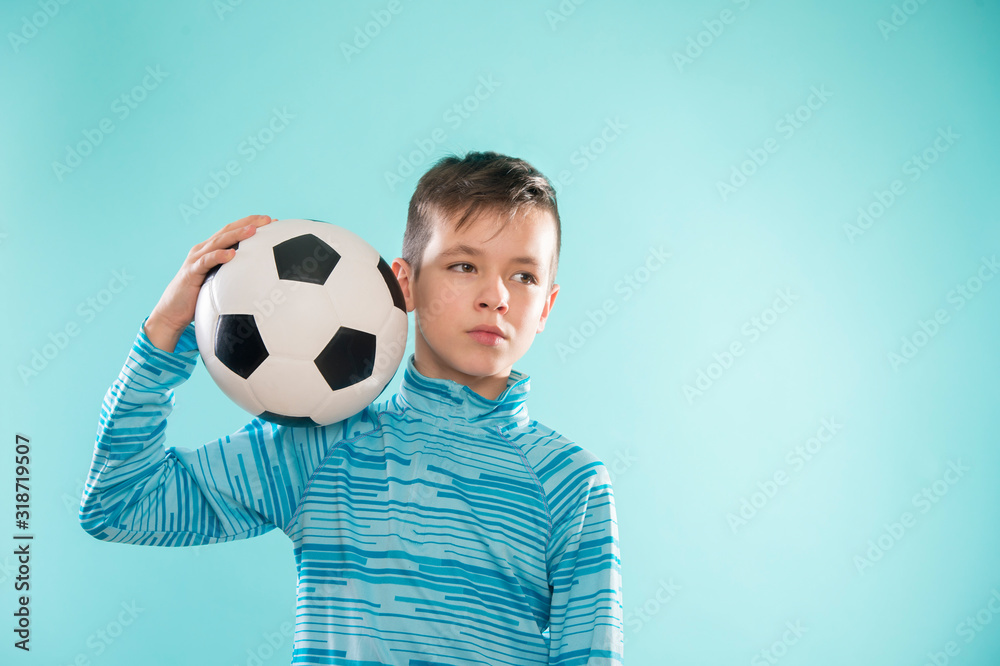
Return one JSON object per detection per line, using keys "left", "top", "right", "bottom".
{"left": 448, "top": 263, "right": 537, "bottom": 285}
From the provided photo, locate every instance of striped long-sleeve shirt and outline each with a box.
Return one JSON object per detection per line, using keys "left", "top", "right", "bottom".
{"left": 80, "top": 318, "right": 623, "bottom": 665}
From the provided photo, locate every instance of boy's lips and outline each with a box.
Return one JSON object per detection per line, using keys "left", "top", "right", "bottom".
{"left": 469, "top": 325, "right": 505, "bottom": 337}
{"left": 468, "top": 325, "right": 506, "bottom": 346}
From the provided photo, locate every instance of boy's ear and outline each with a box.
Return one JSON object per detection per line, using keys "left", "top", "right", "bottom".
{"left": 391, "top": 258, "right": 416, "bottom": 313}
{"left": 536, "top": 283, "right": 559, "bottom": 333}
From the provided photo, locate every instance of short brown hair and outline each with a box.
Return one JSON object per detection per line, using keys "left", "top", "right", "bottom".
{"left": 402, "top": 151, "right": 561, "bottom": 289}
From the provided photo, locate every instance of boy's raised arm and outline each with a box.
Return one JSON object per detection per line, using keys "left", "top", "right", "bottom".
{"left": 142, "top": 215, "right": 273, "bottom": 353}
{"left": 79, "top": 215, "right": 343, "bottom": 545}
{"left": 546, "top": 456, "right": 625, "bottom": 665}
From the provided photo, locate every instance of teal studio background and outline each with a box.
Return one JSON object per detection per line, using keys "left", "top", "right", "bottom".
{"left": 2, "top": 0, "right": 999, "bottom": 664}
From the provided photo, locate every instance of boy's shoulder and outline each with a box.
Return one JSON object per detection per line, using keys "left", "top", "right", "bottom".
{"left": 505, "top": 417, "right": 613, "bottom": 490}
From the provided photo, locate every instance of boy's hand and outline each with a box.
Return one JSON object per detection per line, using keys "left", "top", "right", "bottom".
{"left": 144, "top": 215, "right": 275, "bottom": 353}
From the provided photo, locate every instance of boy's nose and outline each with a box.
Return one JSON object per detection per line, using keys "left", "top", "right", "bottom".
{"left": 478, "top": 277, "right": 509, "bottom": 312}
{"left": 479, "top": 299, "right": 509, "bottom": 313}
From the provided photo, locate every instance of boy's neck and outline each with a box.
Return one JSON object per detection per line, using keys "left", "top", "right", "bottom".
{"left": 412, "top": 353, "right": 511, "bottom": 402}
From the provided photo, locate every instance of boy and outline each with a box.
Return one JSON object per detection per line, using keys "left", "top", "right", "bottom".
{"left": 80, "top": 151, "right": 624, "bottom": 665}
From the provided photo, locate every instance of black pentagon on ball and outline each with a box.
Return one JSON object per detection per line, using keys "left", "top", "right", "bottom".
{"left": 377, "top": 256, "right": 406, "bottom": 313}
{"left": 215, "top": 313, "right": 268, "bottom": 379}
{"left": 315, "top": 327, "right": 377, "bottom": 391}
{"left": 273, "top": 234, "right": 340, "bottom": 284}
{"left": 258, "top": 411, "right": 320, "bottom": 428}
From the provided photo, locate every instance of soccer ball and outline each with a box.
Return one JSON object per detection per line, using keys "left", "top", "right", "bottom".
{"left": 193, "top": 218, "right": 408, "bottom": 427}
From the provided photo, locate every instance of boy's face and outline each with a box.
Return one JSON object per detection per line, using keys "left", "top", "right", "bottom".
{"left": 392, "top": 207, "right": 559, "bottom": 400}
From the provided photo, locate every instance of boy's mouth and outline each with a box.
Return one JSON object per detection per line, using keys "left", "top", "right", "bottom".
{"left": 468, "top": 326, "right": 506, "bottom": 346}
{"left": 468, "top": 331, "right": 503, "bottom": 346}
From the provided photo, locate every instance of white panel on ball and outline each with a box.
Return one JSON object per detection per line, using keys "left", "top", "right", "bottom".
{"left": 246, "top": 356, "right": 331, "bottom": 419}
{"left": 324, "top": 256, "right": 393, "bottom": 335}
{"left": 254, "top": 285, "right": 340, "bottom": 360}
{"left": 373, "top": 308, "right": 409, "bottom": 380}
{"left": 314, "top": 222, "right": 380, "bottom": 267}
{"left": 208, "top": 238, "right": 281, "bottom": 315}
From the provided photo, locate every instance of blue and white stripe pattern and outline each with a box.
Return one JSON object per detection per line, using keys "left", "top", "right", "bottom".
{"left": 80, "top": 319, "right": 623, "bottom": 665}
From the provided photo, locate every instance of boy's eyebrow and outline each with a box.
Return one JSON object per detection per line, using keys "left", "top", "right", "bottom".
{"left": 439, "top": 243, "right": 541, "bottom": 268}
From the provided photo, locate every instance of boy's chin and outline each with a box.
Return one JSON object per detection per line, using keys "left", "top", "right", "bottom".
{"left": 451, "top": 357, "right": 506, "bottom": 379}
{"left": 445, "top": 348, "right": 512, "bottom": 379}
{"left": 417, "top": 334, "right": 515, "bottom": 382}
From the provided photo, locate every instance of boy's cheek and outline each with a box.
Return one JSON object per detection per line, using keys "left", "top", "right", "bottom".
{"left": 431, "top": 277, "right": 467, "bottom": 307}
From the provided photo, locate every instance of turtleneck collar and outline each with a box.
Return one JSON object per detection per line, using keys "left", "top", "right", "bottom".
{"left": 393, "top": 354, "right": 531, "bottom": 431}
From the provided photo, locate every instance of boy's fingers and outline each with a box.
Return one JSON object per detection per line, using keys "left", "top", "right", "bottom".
{"left": 205, "top": 214, "right": 273, "bottom": 250}
{"left": 220, "top": 214, "right": 274, "bottom": 235}
{"left": 209, "top": 224, "right": 258, "bottom": 254}
{"left": 192, "top": 248, "right": 235, "bottom": 278}
{"left": 190, "top": 215, "right": 274, "bottom": 262}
